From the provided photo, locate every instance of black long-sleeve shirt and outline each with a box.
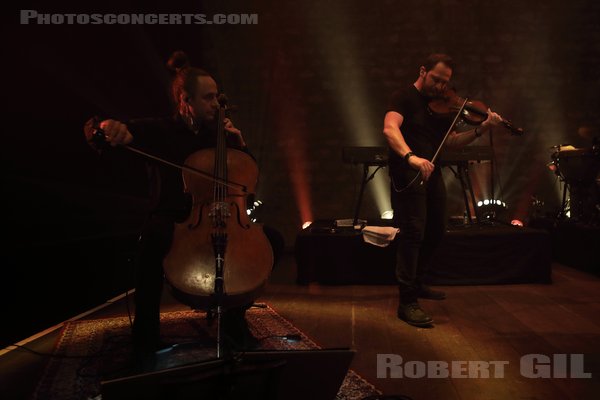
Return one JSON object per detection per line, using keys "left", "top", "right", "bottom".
{"left": 87, "top": 115, "right": 251, "bottom": 220}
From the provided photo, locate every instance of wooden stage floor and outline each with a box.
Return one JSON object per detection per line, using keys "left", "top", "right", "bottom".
{"left": 1, "top": 252, "right": 599, "bottom": 400}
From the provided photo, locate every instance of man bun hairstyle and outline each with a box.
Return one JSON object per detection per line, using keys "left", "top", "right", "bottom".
{"left": 166, "top": 50, "right": 191, "bottom": 74}
{"left": 167, "top": 50, "right": 211, "bottom": 111}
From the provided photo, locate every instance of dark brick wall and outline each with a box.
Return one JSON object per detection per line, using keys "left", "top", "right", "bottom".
{"left": 3, "top": 0, "right": 599, "bottom": 345}
{"left": 201, "top": 0, "right": 600, "bottom": 244}
{"left": 5, "top": 1, "right": 599, "bottom": 247}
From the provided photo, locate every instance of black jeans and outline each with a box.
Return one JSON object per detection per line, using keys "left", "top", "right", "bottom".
{"left": 132, "top": 215, "right": 173, "bottom": 350}
{"left": 391, "top": 168, "right": 446, "bottom": 302}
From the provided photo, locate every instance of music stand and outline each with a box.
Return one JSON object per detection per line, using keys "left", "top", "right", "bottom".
{"left": 101, "top": 349, "right": 355, "bottom": 400}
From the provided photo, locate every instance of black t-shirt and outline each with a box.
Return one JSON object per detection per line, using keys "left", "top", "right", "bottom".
{"left": 386, "top": 85, "right": 452, "bottom": 178}
{"left": 127, "top": 116, "right": 250, "bottom": 219}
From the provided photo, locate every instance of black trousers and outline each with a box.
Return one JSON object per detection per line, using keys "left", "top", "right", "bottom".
{"left": 132, "top": 214, "right": 252, "bottom": 350}
{"left": 391, "top": 168, "right": 447, "bottom": 302}
{"left": 131, "top": 215, "right": 171, "bottom": 349}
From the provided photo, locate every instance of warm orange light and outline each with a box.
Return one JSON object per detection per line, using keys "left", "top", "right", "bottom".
{"left": 302, "top": 221, "right": 312, "bottom": 229}
{"left": 510, "top": 219, "right": 524, "bottom": 227}
{"left": 269, "top": 53, "right": 314, "bottom": 228}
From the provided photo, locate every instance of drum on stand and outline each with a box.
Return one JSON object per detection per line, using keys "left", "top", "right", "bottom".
{"left": 551, "top": 145, "right": 600, "bottom": 223}
{"left": 552, "top": 147, "right": 600, "bottom": 184}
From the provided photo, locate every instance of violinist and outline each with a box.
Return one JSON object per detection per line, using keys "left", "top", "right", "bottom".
{"left": 83, "top": 51, "right": 258, "bottom": 366}
{"left": 382, "top": 53, "right": 504, "bottom": 327}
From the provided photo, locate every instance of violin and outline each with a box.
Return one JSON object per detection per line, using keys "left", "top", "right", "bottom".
{"left": 393, "top": 88, "right": 525, "bottom": 193}
{"left": 428, "top": 88, "right": 524, "bottom": 136}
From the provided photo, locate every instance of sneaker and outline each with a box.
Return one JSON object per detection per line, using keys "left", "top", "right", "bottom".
{"left": 397, "top": 302, "right": 433, "bottom": 327}
{"left": 417, "top": 284, "right": 446, "bottom": 300}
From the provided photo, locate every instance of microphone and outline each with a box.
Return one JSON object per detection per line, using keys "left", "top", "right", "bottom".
{"left": 217, "top": 93, "right": 239, "bottom": 112}
{"left": 217, "top": 93, "right": 228, "bottom": 107}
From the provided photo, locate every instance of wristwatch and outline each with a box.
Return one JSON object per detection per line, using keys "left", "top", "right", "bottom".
{"left": 404, "top": 152, "right": 415, "bottom": 162}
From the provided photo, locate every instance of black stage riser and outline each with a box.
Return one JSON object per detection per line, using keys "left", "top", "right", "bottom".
{"left": 295, "top": 225, "right": 552, "bottom": 285}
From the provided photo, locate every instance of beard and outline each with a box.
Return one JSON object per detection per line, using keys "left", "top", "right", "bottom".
{"left": 424, "top": 85, "right": 445, "bottom": 99}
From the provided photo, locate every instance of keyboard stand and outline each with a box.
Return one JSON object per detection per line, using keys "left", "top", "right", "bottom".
{"left": 447, "top": 161, "right": 481, "bottom": 225}
{"left": 353, "top": 163, "right": 384, "bottom": 228}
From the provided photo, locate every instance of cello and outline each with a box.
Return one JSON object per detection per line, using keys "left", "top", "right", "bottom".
{"left": 92, "top": 95, "right": 273, "bottom": 356}
{"left": 163, "top": 95, "right": 274, "bottom": 313}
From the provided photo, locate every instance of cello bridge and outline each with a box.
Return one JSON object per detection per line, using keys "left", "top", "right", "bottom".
{"left": 208, "top": 201, "right": 231, "bottom": 227}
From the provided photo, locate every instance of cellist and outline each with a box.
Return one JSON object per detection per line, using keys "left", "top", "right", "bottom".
{"left": 83, "top": 51, "right": 258, "bottom": 367}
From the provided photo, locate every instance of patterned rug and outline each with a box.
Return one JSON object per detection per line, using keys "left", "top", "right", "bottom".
{"left": 32, "top": 304, "right": 380, "bottom": 400}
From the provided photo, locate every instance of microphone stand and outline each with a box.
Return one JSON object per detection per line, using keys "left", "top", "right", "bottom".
{"left": 212, "top": 231, "right": 227, "bottom": 359}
